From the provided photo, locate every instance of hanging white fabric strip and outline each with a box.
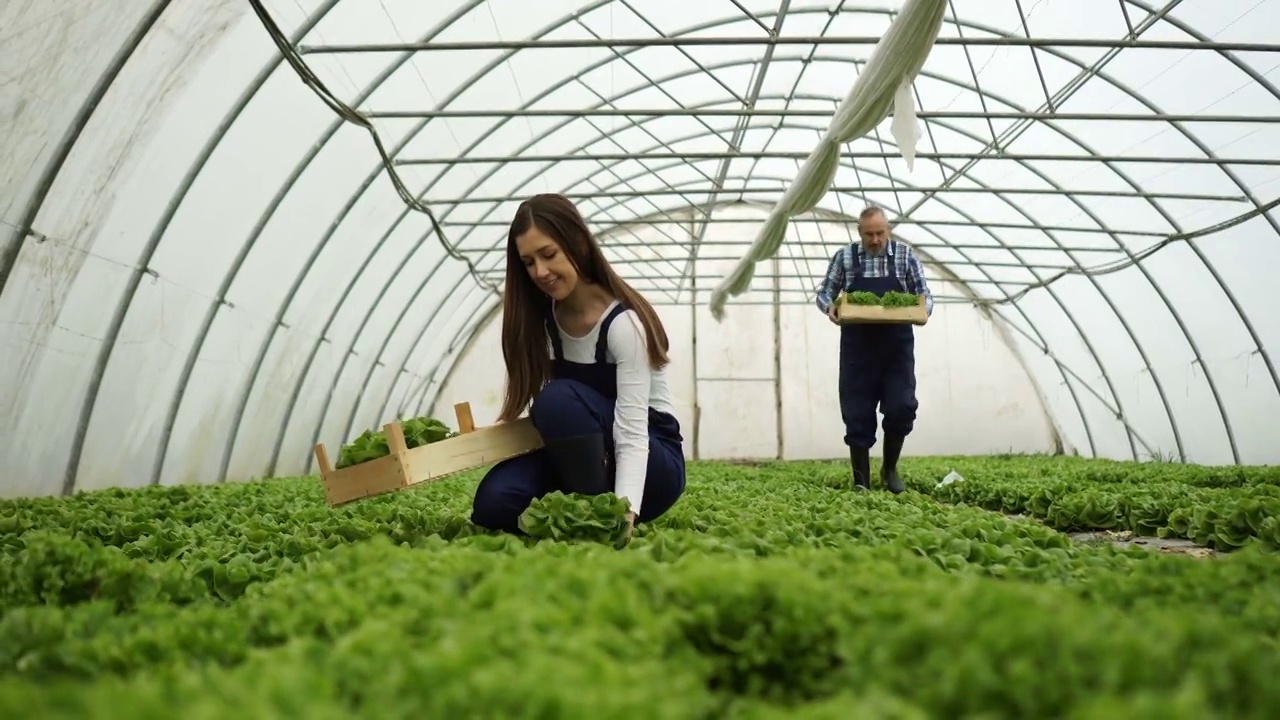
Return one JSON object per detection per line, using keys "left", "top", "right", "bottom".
{"left": 708, "top": 0, "right": 949, "bottom": 321}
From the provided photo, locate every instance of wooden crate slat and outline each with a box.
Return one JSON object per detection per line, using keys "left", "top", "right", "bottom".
{"left": 314, "top": 401, "right": 544, "bottom": 507}
{"left": 321, "top": 453, "right": 408, "bottom": 505}
{"left": 836, "top": 294, "right": 928, "bottom": 326}
{"left": 401, "top": 417, "right": 543, "bottom": 485}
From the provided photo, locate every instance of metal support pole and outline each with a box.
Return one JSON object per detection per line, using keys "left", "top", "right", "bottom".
{"left": 300, "top": 36, "right": 1280, "bottom": 54}
{"left": 684, "top": 216, "right": 700, "bottom": 460}
{"left": 397, "top": 150, "right": 1272, "bottom": 166}
{"left": 772, "top": 253, "right": 784, "bottom": 459}
{"left": 363, "top": 109, "right": 1280, "bottom": 123}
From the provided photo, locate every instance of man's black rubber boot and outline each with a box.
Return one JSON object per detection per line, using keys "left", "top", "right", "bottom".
{"left": 545, "top": 433, "right": 611, "bottom": 495}
{"left": 850, "top": 447, "right": 871, "bottom": 491}
{"left": 881, "top": 433, "right": 906, "bottom": 494}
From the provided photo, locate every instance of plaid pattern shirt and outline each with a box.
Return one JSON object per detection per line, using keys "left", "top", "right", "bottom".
{"left": 815, "top": 240, "right": 935, "bottom": 316}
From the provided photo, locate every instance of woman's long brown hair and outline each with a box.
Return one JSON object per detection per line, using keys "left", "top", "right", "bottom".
{"left": 497, "top": 193, "right": 670, "bottom": 422}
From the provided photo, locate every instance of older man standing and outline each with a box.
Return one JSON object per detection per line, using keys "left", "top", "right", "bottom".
{"left": 815, "top": 205, "right": 934, "bottom": 494}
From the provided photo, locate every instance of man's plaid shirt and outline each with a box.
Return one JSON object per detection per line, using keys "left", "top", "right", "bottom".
{"left": 815, "top": 240, "right": 935, "bottom": 316}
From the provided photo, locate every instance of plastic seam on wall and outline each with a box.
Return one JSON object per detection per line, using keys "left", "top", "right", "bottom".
{"left": 156, "top": 0, "right": 492, "bottom": 485}
{"left": 61, "top": 0, "right": 342, "bottom": 496}
{"left": 254, "top": 0, "right": 624, "bottom": 478}
{"left": 0, "top": 0, "right": 174, "bottom": 297}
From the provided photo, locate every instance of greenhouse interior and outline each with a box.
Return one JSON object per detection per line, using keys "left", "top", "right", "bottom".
{"left": 2, "top": 0, "right": 1279, "bottom": 716}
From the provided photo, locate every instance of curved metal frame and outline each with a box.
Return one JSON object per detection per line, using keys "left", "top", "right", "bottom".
{"left": 19, "top": 1, "right": 1275, "bottom": 493}
{"left": 415, "top": 203, "right": 1159, "bottom": 457}
{"left": 0, "top": 0, "right": 174, "bottom": 294}
{"left": 289, "top": 6, "right": 1277, "bottom": 466}
{"left": 289, "top": 6, "right": 1275, "bottom": 468}
{"left": 157, "top": 0, "right": 491, "bottom": 485}
{"left": 57, "top": 0, "right": 343, "bottom": 495}
{"left": 342, "top": 56, "right": 1183, "bottom": 466}
{"left": 250, "top": 6, "right": 1271, "bottom": 471}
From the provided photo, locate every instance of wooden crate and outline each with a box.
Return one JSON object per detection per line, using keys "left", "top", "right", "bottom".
{"left": 313, "top": 402, "right": 545, "bottom": 506}
{"left": 836, "top": 294, "right": 929, "bottom": 326}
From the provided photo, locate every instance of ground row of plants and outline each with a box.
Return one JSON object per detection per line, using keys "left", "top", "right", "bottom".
{"left": 2, "top": 532, "right": 1277, "bottom": 718}
{"left": 0, "top": 456, "right": 1277, "bottom": 718}
{"left": 4, "top": 458, "right": 1273, "bottom": 611}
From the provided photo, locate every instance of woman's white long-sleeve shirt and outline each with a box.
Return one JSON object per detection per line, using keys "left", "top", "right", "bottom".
{"left": 549, "top": 300, "right": 676, "bottom": 515}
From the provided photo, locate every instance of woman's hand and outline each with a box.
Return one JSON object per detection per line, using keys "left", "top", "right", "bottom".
{"left": 622, "top": 511, "right": 637, "bottom": 545}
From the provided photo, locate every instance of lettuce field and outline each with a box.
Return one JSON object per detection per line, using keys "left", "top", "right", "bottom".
{"left": 2, "top": 454, "right": 1279, "bottom": 718}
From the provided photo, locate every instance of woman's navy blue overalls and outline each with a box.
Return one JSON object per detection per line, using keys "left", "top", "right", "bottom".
{"left": 471, "top": 301, "right": 686, "bottom": 533}
{"left": 838, "top": 244, "right": 919, "bottom": 450}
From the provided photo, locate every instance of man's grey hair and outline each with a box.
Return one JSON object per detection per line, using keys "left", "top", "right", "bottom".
{"left": 858, "top": 204, "right": 888, "bottom": 222}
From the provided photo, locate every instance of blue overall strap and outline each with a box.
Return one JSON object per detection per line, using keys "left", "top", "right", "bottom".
{"left": 545, "top": 312, "right": 564, "bottom": 360}
{"left": 593, "top": 303, "right": 628, "bottom": 363}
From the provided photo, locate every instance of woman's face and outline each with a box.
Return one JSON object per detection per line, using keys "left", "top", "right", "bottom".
{"left": 516, "top": 225, "right": 578, "bottom": 300}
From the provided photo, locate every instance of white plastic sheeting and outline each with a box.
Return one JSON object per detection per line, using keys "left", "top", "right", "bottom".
{"left": 1, "top": 0, "right": 1278, "bottom": 499}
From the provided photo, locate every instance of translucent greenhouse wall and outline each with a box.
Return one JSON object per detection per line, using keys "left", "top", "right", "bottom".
{"left": 3, "top": 0, "right": 1279, "bottom": 500}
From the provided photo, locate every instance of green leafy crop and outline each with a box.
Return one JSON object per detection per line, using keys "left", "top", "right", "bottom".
{"left": 880, "top": 290, "right": 920, "bottom": 307}
{"left": 838, "top": 290, "right": 921, "bottom": 308}
{"left": 335, "top": 415, "right": 458, "bottom": 469}
{"left": 843, "top": 290, "right": 881, "bottom": 306}
{"left": 517, "top": 491, "right": 633, "bottom": 548}
{"left": 1, "top": 455, "right": 1278, "bottom": 717}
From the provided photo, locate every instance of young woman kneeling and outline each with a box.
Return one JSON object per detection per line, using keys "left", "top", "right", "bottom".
{"left": 470, "top": 193, "right": 686, "bottom": 538}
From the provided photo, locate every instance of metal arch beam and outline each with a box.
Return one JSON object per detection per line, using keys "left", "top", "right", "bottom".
{"left": 430, "top": 94, "right": 1153, "bottom": 458}
{"left": 59, "top": 0, "right": 343, "bottom": 495}
{"left": 386, "top": 4, "right": 1239, "bottom": 453}
{"left": 336, "top": 249, "right": 466, "bottom": 453}
{"left": 583, "top": 173, "right": 1116, "bottom": 454}
{"left": 400, "top": 271, "right": 506, "bottom": 421}
{"left": 485, "top": 37, "right": 1202, "bottom": 461}
{"left": 678, "top": 0, "right": 794, "bottom": 294}
{"left": 262, "top": 0, "right": 657, "bottom": 477}
{"left": 893, "top": 2, "right": 1259, "bottom": 462}
{"left": 416, "top": 288, "right": 506, "bottom": 420}
{"left": 944, "top": 2, "right": 1266, "bottom": 464}
{"left": 369, "top": 5, "right": 1139, "bottom": 262}
{"left": 1095, "top": 0, "right": 1280, "bottom": 460}
{"left": 278, "top": 4, "right": 1247, "bottom": 473}
{"left": 299, "top": 36, "right": 1280, "bottom": 54}
{"left": 403, "top": 5, "right": 1259, "bottom": 252}
{"left": 882, "top": 2, "right": 1266, "bottom": 463}
{"left": 396, "top": 288, "right": 498, "bottom": 423}
{"left": 153, "top": 1, "right": 491, "bottom": 486}
{"left": 363, "top": 65, "right": 1179, "bottom": 463}
{"left": 409, "top": 203, "right": 1136, "bottom": 457}
{"left": 247, "top": 0, "right": 628, "bottom": 478}
{"left": 414, "top": 294, "right": 507, "bottom": 421}
{"left": 1021, "top": 115, "right": 1235, "bottom": 463}
{"left": 888, "top": 0, "right": 1171, "bottom": 455}
{"left": 0, "top": 0, "right": 174, "bottom": 296}
{"left": 980, "top": 303, "right": 1159, "bottom": 452}
{"left": 401, "top": 145, "right": 1112, "bottom": 461}
{"left": 366, "top": 109, "right": 1280, "bottom": 123}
